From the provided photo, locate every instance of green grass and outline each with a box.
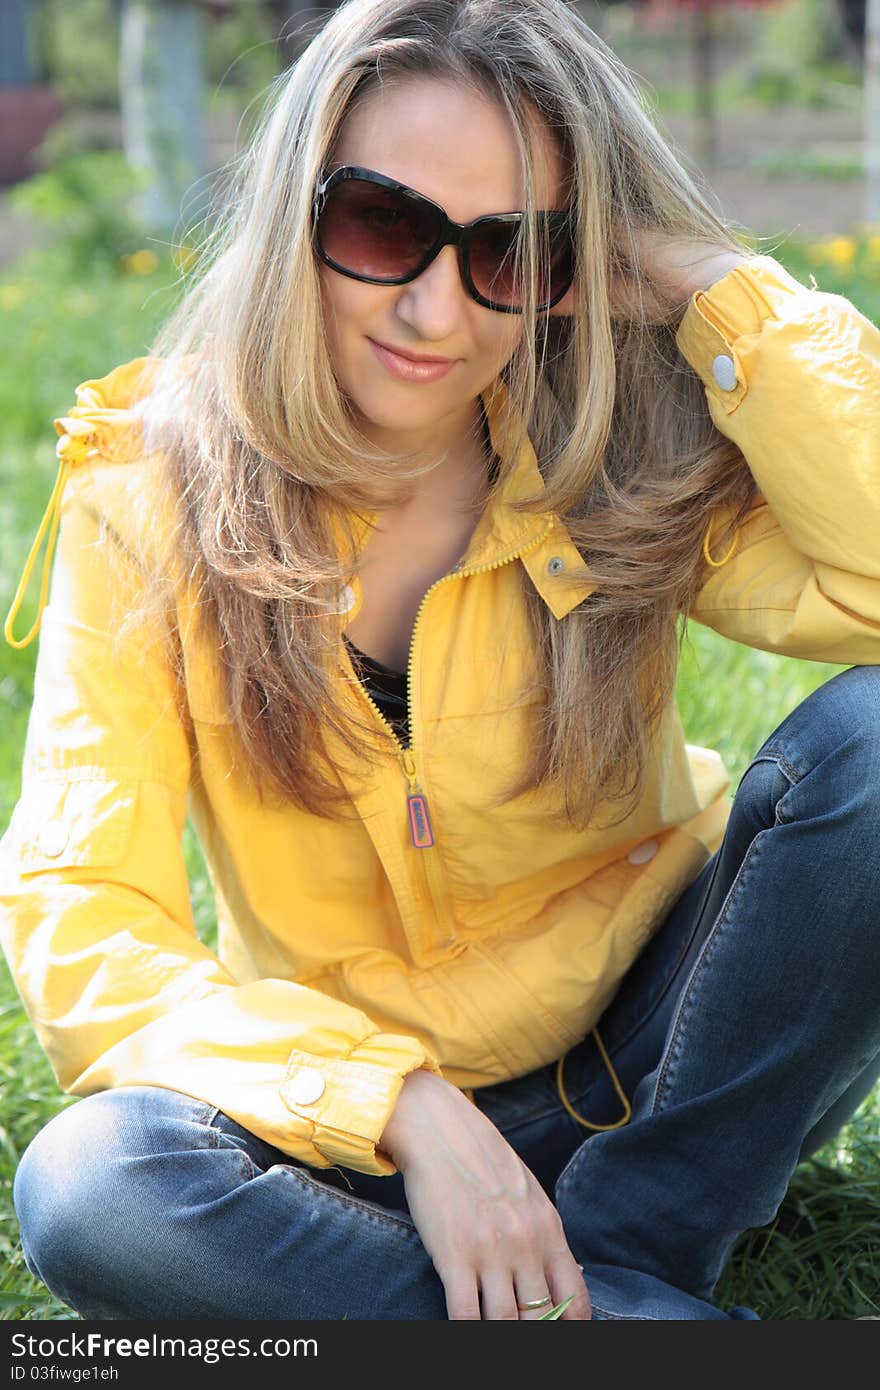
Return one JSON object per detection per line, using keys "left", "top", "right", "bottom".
{"left": 1, "top": 235, "right": 878, "bottom": 1321}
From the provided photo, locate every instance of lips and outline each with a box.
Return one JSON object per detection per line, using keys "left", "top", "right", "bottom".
{"left": 368, "top": 338, "right": 459, "bottom": 383}
{"left": 371, "top": 340, "right": 454, "bottom": 364}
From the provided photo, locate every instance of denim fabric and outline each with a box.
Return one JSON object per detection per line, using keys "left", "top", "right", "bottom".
{"left": 13, "top": 666, "right": 880, "bottom": 1320}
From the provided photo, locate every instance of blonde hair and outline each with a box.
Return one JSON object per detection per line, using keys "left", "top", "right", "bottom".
{"left": 128, "top": 0, "right": 757, "bottom": 828}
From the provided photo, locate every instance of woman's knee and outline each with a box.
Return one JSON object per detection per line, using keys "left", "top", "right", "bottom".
{"left": 739, "top": 666, "right": 880, "bottom": 820}
{"left": 756, "top": 661, "right": 878, "bottom": 761}
{"left": 13, "top": 1086, "right": 215, "bottom": 1297}
{"left": 15, "top": 1093, "right": 122, "bottom": 1290}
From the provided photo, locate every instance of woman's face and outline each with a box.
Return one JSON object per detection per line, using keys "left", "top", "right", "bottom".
{"left": 318, "top": 75, "right": 571, "bottom": 462}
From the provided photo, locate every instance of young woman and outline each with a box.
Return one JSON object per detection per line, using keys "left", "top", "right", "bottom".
{"left": 2, "top": 0, "right": 879, "bottom": 1322}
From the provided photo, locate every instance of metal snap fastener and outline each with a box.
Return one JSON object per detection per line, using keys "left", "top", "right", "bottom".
{"left": 546, "top": 556, "right": 565, "bottom": 576}
{"left": 627, "top": 839, "right": 659, "bottom": 866}
{"left": 287, "top": 1067, "right": 325, "bottom": 1105}
{"left": 337, "top": 584, "right": 356, "bottom": 614}
{"left": 39, "top": 821, "right": 69, "bottom": 859}
{"left": 711, "top": 354, "right": 738, "bottom": 391}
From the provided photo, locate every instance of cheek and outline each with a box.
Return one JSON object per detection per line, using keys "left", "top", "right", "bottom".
{"left": 481, "top": 317, "right": 526, "bottom": 371}
{"left": 318, "top": 271, "right": 393, "bottom": 356}
{"left": 317, "top": 268, "right": 350, "bottom": 338}
{"left": 317, "top": 275, "right": 368, "bottom": 388}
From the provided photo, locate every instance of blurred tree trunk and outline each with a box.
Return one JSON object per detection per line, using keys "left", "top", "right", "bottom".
{"left": 0, "top": 0, "right": 32, "bottom": 86}
{"left": 692, "top": 0, "right": 718, "bottom": 170}
{"left": 119, "top": 0, "right": 205, "bottom": 237}
{"left": 867, "top": 0, "right": 880, "bottom": 223}
{"left": 274, "top": 0, "right": 337, "bottom": 63}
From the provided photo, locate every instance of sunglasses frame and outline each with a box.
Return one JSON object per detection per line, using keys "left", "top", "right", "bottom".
{"left": 312, "top": 165, "right": 575, "bottom": 314}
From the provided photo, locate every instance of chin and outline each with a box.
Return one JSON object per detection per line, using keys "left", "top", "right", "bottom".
{"left": 348, "top": 387, "right": 441, "bottom": 431}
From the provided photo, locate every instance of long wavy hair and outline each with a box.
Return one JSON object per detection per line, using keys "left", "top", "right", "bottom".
{"left": 125, "top": 0, "right": 758, "bottom": 829}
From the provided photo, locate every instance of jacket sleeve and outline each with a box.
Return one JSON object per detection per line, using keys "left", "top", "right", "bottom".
{"left": 676, "top": 255, "right": 880, "bottom": 663}
{"left": 0, "top": 483, "right": 441, "bottom": 1177}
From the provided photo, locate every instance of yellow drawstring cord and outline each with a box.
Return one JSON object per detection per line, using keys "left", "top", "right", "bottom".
{"left": 4, "top": 422, "right": 96, "bottom": 650}
{"left": 555, "top": 1026, "right": 632, "bottom": 1131}
{"left": 702, "top": 516, "right": 740, "bottom": 570}
{"left": 4, "top": 453, "right": 73, "bottom": 650}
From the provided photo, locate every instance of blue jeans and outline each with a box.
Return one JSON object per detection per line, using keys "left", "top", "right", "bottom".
{"left": 13, "top": 666, "right": 880, "bottom": 1320}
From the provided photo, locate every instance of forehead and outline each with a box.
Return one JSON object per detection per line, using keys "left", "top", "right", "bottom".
{"left": 329, "top": 75, "right": 567, "bottom": 215}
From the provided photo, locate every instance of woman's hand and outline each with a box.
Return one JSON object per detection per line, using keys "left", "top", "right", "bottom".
{"left": 547, "top": 229, "right": 747, "bottom": 321}
{"left": 613, "top": 230, "right": 747, "bottom": 319}
{"left": 380, "top": 1068, "right": 591, "bottom": 1321}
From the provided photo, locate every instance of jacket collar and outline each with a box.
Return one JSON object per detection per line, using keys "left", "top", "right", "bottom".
{"left": 473, "top": 376, "right": 594, "bottom": 619}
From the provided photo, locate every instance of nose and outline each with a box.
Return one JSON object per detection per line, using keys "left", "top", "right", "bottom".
{"left": 395, "top": 243, "right": 470, "bottom": 338}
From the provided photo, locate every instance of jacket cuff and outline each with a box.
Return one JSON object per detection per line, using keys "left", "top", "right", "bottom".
{"left": 281, "top": 1034, "right": 443, "bottom": 1174}
{"left": 675, "top": 255, "right": 808, "bottom": 416}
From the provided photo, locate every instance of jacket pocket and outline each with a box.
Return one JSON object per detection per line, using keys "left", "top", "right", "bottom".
{"left": 7, "top": 777, "right": 138, "bottom": 875}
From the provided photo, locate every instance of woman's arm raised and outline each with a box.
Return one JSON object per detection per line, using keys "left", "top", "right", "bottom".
{"left": 614, "top": 239, "right": 880, "bottom": 664}
{"left": 679, "top": 254, "right": 880, "bottom": 662}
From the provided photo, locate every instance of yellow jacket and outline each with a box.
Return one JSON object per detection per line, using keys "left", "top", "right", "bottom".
{"left": 2, "top": 256, "right": 879, "bottom": 1177}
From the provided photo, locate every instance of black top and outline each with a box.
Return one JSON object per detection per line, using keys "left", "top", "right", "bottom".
{"left": 342, "top": 403, "right": 501, "bottom": 749}
{"left": 344, "top": 635, "right": 411, "bottom": 745}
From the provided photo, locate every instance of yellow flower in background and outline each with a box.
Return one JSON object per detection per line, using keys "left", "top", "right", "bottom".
{"left": 123, "top": 249, "right": 159, "bottom": 276}
{"left": 0, "top": 285, "right": 26, "bottom": 309}
{"left": 866, "top": 235, "right": 880, "bottom": 265}
{"left": 823, "top": 236, "right": 856, "bottom": 270}
{"left": 171, "top": 243, "right": 198, "bottom": 271}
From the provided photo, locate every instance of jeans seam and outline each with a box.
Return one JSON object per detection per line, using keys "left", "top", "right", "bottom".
{"left": 589, "top": 1304, "right": 656, "bottom": 1321}
{"left": 650, "top": 831, "right": 766, "bottom": 1115}
{"left": 650, "top": 746, "right": 803, "bottom": 1113}
{"left": 199, "top": 1107, "right": 260, "bottom": 1179}
{"left": 200, "top": 1105, "right": 222, "bottom": 1132}
{"left": 278, "top": 1161, "right": 422, "bottom": 1237}
{"left": 748, "top": 748, "right": 804, "bottom": 793}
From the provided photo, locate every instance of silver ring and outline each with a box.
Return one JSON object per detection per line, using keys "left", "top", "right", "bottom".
{"left": 517, "top": 1295, "right": 553, "bottom": 1311}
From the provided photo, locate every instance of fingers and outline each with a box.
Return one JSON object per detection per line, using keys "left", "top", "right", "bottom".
{"left": 512, "top": 1272, "right": 556, "bottom": 1321}
{"left": 480, "top": 1267, "right": 530, "bottom": 1320}
{"left": 444, "top": 1265, "right": 590, "bottom": 1321}
{"left": 443, "top": 1271, "right": 482, "bottom": 1321}
{"left": 547, "top": 1254, "right": 592, "bottom": 1321}
{"left": 447, "top": 1266, "right": 552, "bottom": 1320}
{"left": 444, "top": 1266, "right": 581, "bottom": 1321}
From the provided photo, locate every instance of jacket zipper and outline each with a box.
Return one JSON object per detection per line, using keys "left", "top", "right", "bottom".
{"left": 344, "top": 519, "right": 555, "bottom": 946}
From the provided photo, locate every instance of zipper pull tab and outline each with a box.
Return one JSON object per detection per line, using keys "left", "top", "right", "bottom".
{"left": 401, "top": 747, "right": 435, "bottom": 849}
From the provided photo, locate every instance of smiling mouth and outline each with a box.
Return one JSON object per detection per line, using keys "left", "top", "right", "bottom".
{"left": 370, "top": 339, "right": 457, "bottom": 364}
{"left": 368, "top": 339, "right": 459, "bottom": 382}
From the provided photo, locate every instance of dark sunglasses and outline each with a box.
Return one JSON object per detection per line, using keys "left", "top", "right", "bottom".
{"left": 312, "top": 165, "right": 575, "bottom": 314}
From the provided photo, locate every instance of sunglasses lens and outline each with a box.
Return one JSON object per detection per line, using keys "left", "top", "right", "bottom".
{"left": 318, "top": 178, "right": 440, "bottom": 280}
{"left": 470, "top": 216, "right": 574, "bottom": 309}
{"left": 469, "top": 220, "right": 520, "bottom": 308}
